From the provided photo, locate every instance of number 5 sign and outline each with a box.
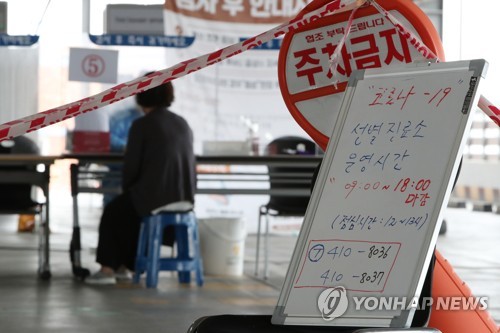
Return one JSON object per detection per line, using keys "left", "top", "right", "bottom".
{"left": 69, "top": 48, "right": 118, "bottom": 84}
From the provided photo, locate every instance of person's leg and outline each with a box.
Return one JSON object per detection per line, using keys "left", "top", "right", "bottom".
{"left": 95, "top": 193, "right": 127, "bottom": 270}
{"left": 117, "top": 196, "right": 142, "bottom": 272}
{"left": 96, "top": 192, "right": 141, "bottom": 269}
{"left": 88, "top": 192, "right": 140, "bottom": 284}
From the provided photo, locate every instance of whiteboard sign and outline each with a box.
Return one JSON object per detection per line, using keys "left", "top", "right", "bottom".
{"left": 69, "top": 48, "right": 118, "bottom": 84}
{"left": 273, "top": 60, "right": 487, "bottom": 328}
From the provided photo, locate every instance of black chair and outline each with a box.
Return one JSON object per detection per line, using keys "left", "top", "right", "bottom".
{"left": 0, "top": 137, "right": 42, "bottom": 213}
{"left": 0, "top": 137, "right": 50, "bottom": 279}
{"left": 188, "top": 316, "right": 439, "bottom": 333}
{"left": 254, "top": 136, "right": 319, "bottom": 279}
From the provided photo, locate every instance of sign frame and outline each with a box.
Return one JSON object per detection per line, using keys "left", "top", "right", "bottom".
{"left": 272, "top": 59, "right": 487, "bottom": 328}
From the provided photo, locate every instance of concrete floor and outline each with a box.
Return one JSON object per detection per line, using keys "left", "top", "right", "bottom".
{"left": 0, "top": 190, "right": 498, "bottom": 332}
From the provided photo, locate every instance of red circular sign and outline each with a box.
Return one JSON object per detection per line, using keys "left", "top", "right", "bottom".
{"left": 81, "top": 54, "right": 106, "bottom": 78}
{"left": 278, "top": 0, "right": 445, "bottom": 150}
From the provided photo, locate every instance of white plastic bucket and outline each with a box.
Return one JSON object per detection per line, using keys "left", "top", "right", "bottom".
{"left": 198, "top": 217, "right": 246, "bottom": 276}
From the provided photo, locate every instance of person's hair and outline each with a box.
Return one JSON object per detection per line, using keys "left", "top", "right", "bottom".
{"left": 135, "top": 72, "right": 174, "bottom": 108}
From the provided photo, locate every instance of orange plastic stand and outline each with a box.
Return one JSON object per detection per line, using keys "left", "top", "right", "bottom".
{"left": 430, "top": 251, "right": 499, "bottom": 333}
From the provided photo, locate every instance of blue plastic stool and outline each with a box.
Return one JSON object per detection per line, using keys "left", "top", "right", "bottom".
{"left": 133, "top": 211, "right": 204, "bottom": 288}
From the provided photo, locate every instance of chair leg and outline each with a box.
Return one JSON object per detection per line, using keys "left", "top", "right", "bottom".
{"left": 133, "top": 221, "right": 148, "bottom": 284}
{"left": 255, "top": 206, "right": 265, "bottom": 276}
{"left": 192, "top": 220, "right": 204, "bottom": 286}
{"left": 264, "top": 212, "right": 270, "bottom": 280}
{"left": 176, "top": 224, "right": 191, "bottom": 284}
{"left": 195, "top": 259, "right": 204, "bottom": 286}
{"left": 38, "top": 204, "right": 51, "bottom": 279}
{"left": 37, "top": 210, "right": 44, "bottom": 274}
{"left": 146, "top": 216, "right": 162, "bottom": 288}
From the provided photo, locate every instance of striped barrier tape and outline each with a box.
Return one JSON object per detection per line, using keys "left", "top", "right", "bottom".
{"left": 0, "top": 0, "right": 497, "bottom": 141}
{"left": 0, "top": 0, "right": 362, "bottom": 141}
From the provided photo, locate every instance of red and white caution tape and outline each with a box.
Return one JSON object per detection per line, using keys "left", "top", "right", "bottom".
{"left": 371, "top": 0, "right": 438, "bottom": 60}
{"left": 479, "top": 95, "right": 500, "bottom": 126}
{"left": 328, "top": 3, "right": 361, "bottom": 87}
{"left": 0, "top": 0, "right": 496, "bottom": 141}
{"left": 0, "top": 0, "right": 363, "bottom": 141}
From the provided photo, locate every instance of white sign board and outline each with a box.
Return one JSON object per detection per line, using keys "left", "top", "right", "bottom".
{"left": 69, "top": 48, "right": 118, "bottom": 84}
{"left": 163, "top": 0, "right": 312, "bottom": 150}
{"left": 273, "top": 60, "right": 487, "bottom": 328}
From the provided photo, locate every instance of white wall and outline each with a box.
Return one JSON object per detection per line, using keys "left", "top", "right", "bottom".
{"left": 0, "top": 47, "right": 39, "bottom": 148}
{"left": 443, "top": 0, "right": 500, "bottom": 192}
{"left": 443, "top": 0, "right": 500, "bottom": 107}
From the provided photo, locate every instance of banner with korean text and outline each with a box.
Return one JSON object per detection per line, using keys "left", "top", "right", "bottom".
{"left": 163, "top": 0, "right": 314, "bottom": 152}
{"left": 163, "top": 0, "right": 315, "bottom": 232}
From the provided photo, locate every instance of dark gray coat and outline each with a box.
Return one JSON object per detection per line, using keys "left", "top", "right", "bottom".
{"left": 122, "top": 107, "right": 196, "bottom": 216}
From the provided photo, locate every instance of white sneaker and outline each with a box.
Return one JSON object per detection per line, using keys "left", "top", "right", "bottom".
{"left": 115, "top": 267, "right": 132, "bottom": 281}
{"left": 85, "top": 271, "right": 117, "bottom": 285}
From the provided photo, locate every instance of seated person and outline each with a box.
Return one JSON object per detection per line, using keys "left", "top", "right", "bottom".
{"left": 86, "top": 77, "right": 196, "bottom": 285}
